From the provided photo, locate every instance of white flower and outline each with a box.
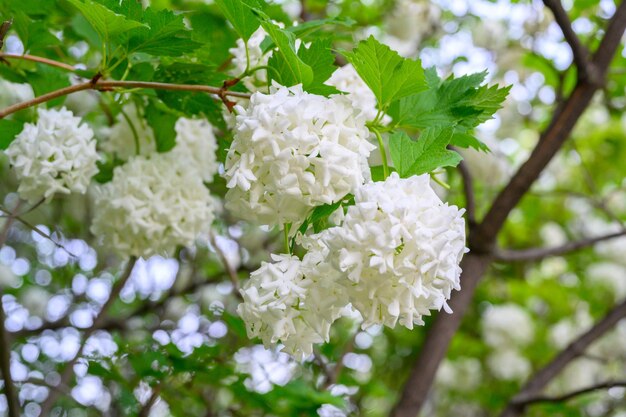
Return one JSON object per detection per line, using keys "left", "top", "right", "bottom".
{"left": 458, "top": 137, "right": 511, "bottom": 187}
{"left": 482, "top": 303, "right": 535, "bottom": 348}
{"left": 237, "top": 253, "right": 346, "bottom": 359}
{"left": 5, "top": 107, "right": 99, "bottom": 203}
{"left": 102, "top": 104, "right": 156, "bottom": 160}
{"left": 436, "top": 357, "right": 482, "bottom": 392}
{"left": 21, "top": 286, "right": 50, "bottom": 318}
{"left": 169, "top": 118, "right": 219, "bottom": 183}
{"left": 586, "top": 262, "right": 626, "bottom": 301}
{"left": 548, "top": 307, "right": 593, "bottom": 349}
{"left": 317, "top": 404, "right": 347, "bottom": 417}
{"left": 487, "top": 349, "right": 531, "bottom": 381}
{"left": 0, "top": 79, "right": 34, "bottom": 109}
{"left": 379, "top": 0, "right": 441, "bottom": 57}
{"left": 306, "top": 173, "right": 467, "bottom": 330}
{"left": 90, "top": 153, "right": 215, "bottom": 258}
{"left": 234, "top": 345, "right": 297, "bottom": 394}
{"left": 229, "top": 27, "right": 270, "bottom": 91}
{"left": 224, "top": 84, "right": 374, "bottom": 227}
{"left": 326, "top": 64, "right": 380, "bottom": 122}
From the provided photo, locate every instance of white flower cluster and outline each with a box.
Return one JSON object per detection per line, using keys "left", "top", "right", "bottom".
{"left": 238, "top": 173, "right": 467, "bottom": 358}
{"left": 381, "top": 0, "right": 441, "bottom": 57}
{"left": 482, "top": 303, "right": 534, "bottom": 381}
{"left": 102, "top": 103, "right": 156, "bottom": 160}
{"left": 0, "top": 79, "right": 34, "bottom": 109}
{"left": 90, "top": 152, "right": 215, "bottom": 258}
{"left": 170, "top": 118, "right": 219, "bottom": 183}
{"left": 229, "top": 27, "right": 270, "bottom": 92}
{"left": 237, "top": 253, "right": 346, "bottom": 359}
{"left": 326, "top": 64, "right": 380, "bottom": 122}
{"left": 224, "top": 84, "right": 374, "bottom": 227}
{"left": 5, "top": 107, "right": 99, "bottom": 203}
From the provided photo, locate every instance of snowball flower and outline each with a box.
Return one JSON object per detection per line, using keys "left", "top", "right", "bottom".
{"left": 5, "top": 107, "right": 99, "bottom": 203}
{"left": 586, "top": 262, "right": 626, "bottom": 301}
{"left": 307, "top": 173, "right": 467, "bottom": 330}
{"left": 482, "top": 303, "right": 535, "bottom": 348}
{"left": 436, "top": 357, "right": 482, "bottom": 392}
{"left": 169, "top": 118, "right": 219, "bottom": 183}
{"left": 229, "top": 27, "right": 270, "bottom": 91}
{"left": 487, "top": 349, "right": 531, "bottom": 381}
{"left": 102, "top": 103, "right": 155, "bottom": 160}
{"left": 0, "top": 79, "right": 34, "bottom": 108}
{"left": 234, "top": 345, "right": 297, "bottom": 394}
{"left": 90, "top": 153, "right": 215, "bottom": 258}
{"left": 237, "top": 253, "right": 346, "bottom": 359}
{"left": 326, "top": 64, "right": 381, "bottom": 122}
{"left": 224, "top": 84, "right": 374, "bottom": 227}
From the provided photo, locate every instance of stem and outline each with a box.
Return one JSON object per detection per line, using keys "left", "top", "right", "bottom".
{"left": 283, "top": 224, "right": 291, "bottom": 255}
{"left": 119, "top": 104, "right": 141, "bottom": 155}
{"left": 0, "top": 53, "right": 76, "bottom": 71}
{"left": 431, "top": 173, "right": 450, "bottom": 190}
{"left": 372, "top": 128, "right": 389, "bottom": 179}
{"left": 0, "top": 80, "right": 251, "bottom": 119}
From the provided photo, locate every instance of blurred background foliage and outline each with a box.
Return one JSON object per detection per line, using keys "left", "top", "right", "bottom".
{"left": 0, "top": 0, "right": 625, "bottom": 416}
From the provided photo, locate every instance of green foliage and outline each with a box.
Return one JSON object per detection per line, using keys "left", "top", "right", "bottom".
{"left": 389, "top": 69, "right": 510, "bottom": 150}
{"left": 0, "top": 120, "right": 24, "bottom": 149}
{"left": 144, "top": 100, "right": 179, "bottom": 153}
{"left": 343, "top": 35, "right": 426, "bottom": 111}
{"left": 260, "top": 16, "right": 314, "bottom": 86}
{"left": 66, "top": 0, "right": 147, "bottom": 44}
{"left": 389, "top": 129, "right": 462, "bottom": 177}
{"left": 214, "top": 0, "right": 262, "bottom": 42}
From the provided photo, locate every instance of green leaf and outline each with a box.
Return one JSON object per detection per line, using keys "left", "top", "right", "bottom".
{"left": 370, "top": 165, "right": 396, "bottom": 182}
{"left": 144, "top": 101, "right": 178, "bottom": 153}
{"left": 260, "top": 15, "right": 313, "bottom": 87}
{"left": 0, "top": 120, "right": 24, "bottom": 150}
{"left": 389, "top": 129, "right": 462, "bottom": 177}
{"left": 297, "top": 39, "right": 340, "bottom": 96}
{"left": 342, "top": 36, "right": 426, "bottom": 110}
{"left": 66, "top": 0, "right": 147, "bottom": 43}
{"left": 388, "top": 69, "right": 510, "bottom": 135}
{"left": 127, "top": 8, "right": 202, "bottom": 56}
{"left": 214, "top": 0, "right": 261, "bottom": 42}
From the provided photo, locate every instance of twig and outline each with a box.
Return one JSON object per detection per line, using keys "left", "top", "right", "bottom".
{"left": 513, "top": 380, "right": 626, "bottom": 406}
{"left": 39, "top": 257, "right": 138, "bottom": 415}
{"left": 494, "top": 229, "right": 626, "bottom": 262}
{"left": 500, "top": 298, "right": 626, "bottom": 417}
{"left": 0, "top": 205, "right": 79, "bottom": 258}
{"left": 138, "top": 383, "right": 162, "bottom": 417}
{"left": 0, "top": 52, "right": 76, "bottom": 72}
{"left": 542, "top": 0, "right": 599, "bottom": 84}
{"left": 0, "top": 79, "right": 251, "bottom": 119}
{"left": 321, "top": 331, "right": 358, "bottom": 389}
{"left": 0, "top": 291, "right": 20, "bottom": 417}
{"left": 209, "top": 233, "right": 242, "bottom": 300}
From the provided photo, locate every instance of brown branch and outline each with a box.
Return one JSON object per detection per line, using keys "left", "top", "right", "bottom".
{"left": 513, "top": 380, "right": 626, "bottom": 406}
{"left": 500, "top": 298, "right": 626, "bottom": 417}
{"left": 39, "top": 257, "right": 137, "bottom": 415}
{"left": 138, "top": 383, "right": 162, "bottom": 417}
{"left": 391, "top": 6, "right": 626, "bottom": 415}
{"left": 542, "top": 0, "right": 598, "bottom": 83}
{"left": 0, "top": 290, "right": 20, "bottom": 417}
{"left": 0, "top": 52, "right": 76, "bottom": 72}
{"left": 0, "top": 79, "right": 251, "bottom": 119}
{"left": 209, "top": 233, "right": 243, "bottom": 300}
{"left": 494, "top": 229, "right": 626, "bottom": 262}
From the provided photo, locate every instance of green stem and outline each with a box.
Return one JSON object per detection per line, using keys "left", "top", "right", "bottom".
{"left": 372, "top": 127, "right": 389, "bottom": 179}
{"left": 283, "top": 224, "right": 291, "bottom": 255}
{"left": 431, "top": 173, "right": 451, "bottom": 190}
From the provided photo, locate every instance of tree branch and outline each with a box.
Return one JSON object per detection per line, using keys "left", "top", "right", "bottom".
{"left": 542, "top": 0, "right": 598, "bottom": 83}
{"left": 209, "top": 233, "right": 243, "bottom": 300}
{"left": 0, "top": 79, "right": 251, "bottom": 119}
{"left": 0, "top": 52, "right": 76, "bottom": 72}
{"left": 494, "top": 229, "right": 626, "bottom": 262}
{"left": 391, "top": 4, "right": 626, "bottom": 416}
{"left": 39, "top": 257, "right": 138, "bottom": 415}
{"left": 513, "top": 380, "right": 626, "bottom": 406}
{"left": 0, "top": 291, "right": 20, "bottom": 417}
{"left": 500, "top": 298, "right": 626, "bottom": 417}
